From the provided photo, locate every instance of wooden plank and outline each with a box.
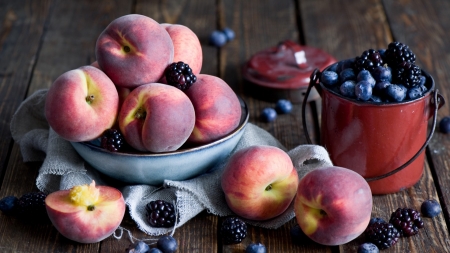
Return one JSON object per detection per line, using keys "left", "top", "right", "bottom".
{"left": 0, "top": 0, "right": 50, "bottom": 186}
{"left": 0, "top": 0, "right": 132, "bottom": 252}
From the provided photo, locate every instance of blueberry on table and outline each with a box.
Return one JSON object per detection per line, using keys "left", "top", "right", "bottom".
{"left": 439, "top": 117, "right": 450, "bottom": 133}
{"left": 339, "top": 80, "right": 356, "bottom": 98}
{"left": 357, "top": 242, "right": 379, "bottom": 253}
{"left": 355, "top": 80, "right": 373, "bottom": 101}
{"left": 0, "top": 196, "right": 18, "bottom": 215}
{"left": 320, "top": 70, "right": 339, "bottom": 86}
{"left": 369, "top": 217, "right": 386, "bottom": 225}
{"left": 222, "top": 27, "right": 235, "bottom": 41}
{"left": 260, "top": 108, "right": 277, "bottom": 122}
{"left": 421, "top": 199, "right": 442, "bottom": 218}
{"left": 275, "top": 99, "right": 293, "bottom": 114}
{"left": 126, "top": 241, "right": 150, "bottom": 253}
{"left": 157, "top": 235, "right": 178, "bottom": 253}
{"left": 209, "top": 30, "right": 227, "bottom": 47}
{"left": 245, "top": 242, "right": 267, "bottom": 253}
{"left": 149, "top": 248, "right": 163, "bottom": 253}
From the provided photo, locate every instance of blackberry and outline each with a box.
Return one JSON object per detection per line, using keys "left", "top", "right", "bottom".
{"left": 101, "top": 128, "right": 124, "bottom": 152}
{"left": 146, "top": 200, "right": 177, "bottom": 228}
{"left": 384, "top": 41, "right": 416, "bottom": 66}
{"left": 165, "top": 61, "right": 197, "bottom": 91}
{"left": 365, "top": 221, "right": 400, "bottom": 250}
{"left": 392, "top": 61, "right": 421, "bottom": 88}
{"left": 220, "top": 216, "right": 247, "bottom": 244}
{"left": 389, "top": 208, "right": 424, "bottom": 237}
{"left": 16, "top": 191, "right": 47, "bottom": 217}
{"left": 354, "top": 49, "right": 384, "bottom": 73}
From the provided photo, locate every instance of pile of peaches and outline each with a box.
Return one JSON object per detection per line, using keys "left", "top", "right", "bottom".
{"left": 45, "top": 14, "right": 242, "bottom": 153}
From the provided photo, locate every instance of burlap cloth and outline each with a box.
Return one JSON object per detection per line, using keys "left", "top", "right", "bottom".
{"left": 10, "top": 89, "right": 333, "bottom": 236}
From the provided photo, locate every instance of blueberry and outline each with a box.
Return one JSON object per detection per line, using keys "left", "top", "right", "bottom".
{"left": 339, "top": 80, "right": 356, "bottom": 98}
{"left": 326, "top": 63, "right": 338, "bottom": 73}
{"left": 260, "top": 108, "right": 277, "bottom": 122}
{"left": 357, "top": 242, "right": 379, "bottom": 253}
{"left": 209, "top": 30, "right": 227, "bottom": 47}
{"left": 245, "top": 242, "right": 267, "bottom": 253}
{"left": 374, "top": 81, "right": 391, "bottom": 92}
{"left": 371, "top": 65, "right": 392, "bottom": 82}
{"left": 336, "top": 59, "right": 355, "bottom": 74}
{"left": 0, "top": 196, "right": 18, "bottom": 215}
{"left": 407, "top": 86, "right": 423, "bottom": 100}
{"left": 290, "top": 224, "right": 309, "bottom": 244}
{"left": 378, "top": 49, "right": 386, "bottom": 59}
{"left": 126, "top": 241, "right": 150, "bottom": 253}
{"left": 356, "top": 70, "right": 376, "bottom": 87}
{"left": 355, "top": 80, "right": 373, "bottom": 101}
{"left": 275, "top": 99, "right": 293, "bottom": 114}
{"left": 421, "top": 199, "right": 442, "bottom": 218}
{"left": 157, "top": 235, "right": 178, "bottom": 253}
{"left": 386, "top": 84, "right": 406, "bottom": 102}
{"left": 222, "top": 27, "right": 235, "bottom": 41}
{"left": 369, "top": 95, "right": 382, "bottom": 103}
{"left": 439, "top": 117, "right": 450, "bottom": 133}
{"left": 369, "top": 217, "right": 386, "bottom": 225}
{"left": 339, "top": 68, "right": 356, "bottom": 83}
{"left": 418, "top": 75, "right": 426, "bottom": 86}
{"left": 320, "top": 70, "right": 339, "bottom": 86}
{"left": 149, "top": 248, "right": 163, "bottom": 253}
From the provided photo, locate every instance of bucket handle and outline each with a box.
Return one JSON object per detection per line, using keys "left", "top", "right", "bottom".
{"left": 301, "top": 68, "right": 445, "bottom": 182}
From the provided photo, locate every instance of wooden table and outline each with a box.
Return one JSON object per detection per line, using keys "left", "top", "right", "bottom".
{"left": 1, "top": 0, "right": 450, "bottom": 252}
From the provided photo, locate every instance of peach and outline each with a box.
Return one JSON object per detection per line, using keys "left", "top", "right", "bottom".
{"left": 45, "top": 181, "right": 125, "bottom": 244}
{"left": 221, "top": 145, "right": 299, "bottom": 220}
{"left": 95, "top": 14, "right": 174, "bottom": 88}
{"left": 185, "top": 74, "right": 241, "bottom": 145}
{"left": 294, "top": 166, "right": 373, "bottom": 246}
{"left": 118, "top": 83, "right": 195, "bottom": 152}
{"left": 161, "top": 23, "right": 202, "bottom": 75}
{"left": 45, "top": 65, "right": 119, "bottom": 142}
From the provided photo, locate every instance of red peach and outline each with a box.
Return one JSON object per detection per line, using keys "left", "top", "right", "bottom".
{"left": 185, "top": 74, "right": 241, "bottom": 145}
{"left": 294, "top": 166, "right": 373, "bottom": 245}
{"left": 95, "top": 14, "right": 174, "bottom": 88}
{"left": 119, "top": 83, "right": 195, "bottom": 152}
{"left": 45, "top": 181, "right": 125, "bottom": 244}
{"left": 45, "top": 65, "right": 119, "bottom": 142}
{"left": 161, "top": 23, "right": 203, "bottom": 75}
{"left": 221, "top": 145, "right": 299, "bottom": 220}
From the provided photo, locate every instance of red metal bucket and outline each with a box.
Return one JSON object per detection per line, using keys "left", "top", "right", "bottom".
{"left": 302, "top": 66, "right": 445, "bottom": 194}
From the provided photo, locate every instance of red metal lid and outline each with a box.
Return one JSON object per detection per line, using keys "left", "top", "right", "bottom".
{"left": 242, "top": 40, "right": 337, "bottom": 103}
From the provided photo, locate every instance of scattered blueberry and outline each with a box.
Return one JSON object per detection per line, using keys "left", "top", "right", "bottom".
{"left": 157, "top": 235, "right": 178, "bottom": 253}
{"left": 222, "top": 27, "right": 235, "bottom": 41}
{"left": 357, "top": 70, "right": 376, "bottom": 87}
{"left": 407, "top": 86, "right": 423, "bottom": 100}
{"left": 386, "top": 84, "right": 406, "bottom": 102}
{"left": 209, "top": 31, "right": 227, "bottom": 47}
{"left": 126, "top": 241, "right": 150, "bottom": 253}
{"left": 339, "top": 80, "right": 356, "bottom": 98}
{"left": 371, "top": 65, "right": 392, "bottom": 82}
{"left": 357, "top": 242, "right": 379, "bottom": 253}
{"left": 369, "top": 217, "right": 386, "bottom": 225}
{"left": 339, "top": 68, "right": 356, "bottom": 83}
{"left": 0, "top": 196, "right": 18, "bottom": 215}
{"left": 149, "top": 248, "right": 163, "bottom": 253}
{"left": 245, "top": 242, "right": 267, "bottom": 253}
{"left": 439, "top": 117, "right": 450, "bottom": 133}
{"left": 355, "top": 80, "right": 373, "bottom": 101}
{"left": 421, "top": 199, "right": 442, "bottom": 218}
{"left": 260, "top": 108, "right": 277, "bottom": 122}
{"left": 275, "top": 99, "right": 293, "bottom": 114}
{"left": 320, "top": 70, "right": 339, "bottom": 86}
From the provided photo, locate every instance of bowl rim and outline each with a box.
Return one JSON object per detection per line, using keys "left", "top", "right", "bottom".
{"left": 72, "top": 96, "right": 249, "bottom": 157}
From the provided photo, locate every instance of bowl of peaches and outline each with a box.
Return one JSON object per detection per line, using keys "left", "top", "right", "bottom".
{"left": 44, "top": 14, "right": 249, "bottom": 186}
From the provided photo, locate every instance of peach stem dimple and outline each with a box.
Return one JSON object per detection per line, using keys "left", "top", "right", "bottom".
{"left": 86, "top": 95, "right": 95, "bottom": 104}
{"left": 265, "top": 184, "right": 273, "bottom": 191}
{"left": 123, "top": 45, "right": 131, "bottom": 53}
{"left": 134, "top": 107, "right": 147, "bottom": 120}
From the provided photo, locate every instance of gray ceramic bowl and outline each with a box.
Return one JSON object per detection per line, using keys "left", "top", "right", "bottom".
{"left": 70, "top": 97, "right": 249, "bottom": 186}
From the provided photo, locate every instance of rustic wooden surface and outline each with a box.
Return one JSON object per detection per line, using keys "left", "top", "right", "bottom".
{"left": 1, "top": 0, "right": 450, "bottom": 252}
